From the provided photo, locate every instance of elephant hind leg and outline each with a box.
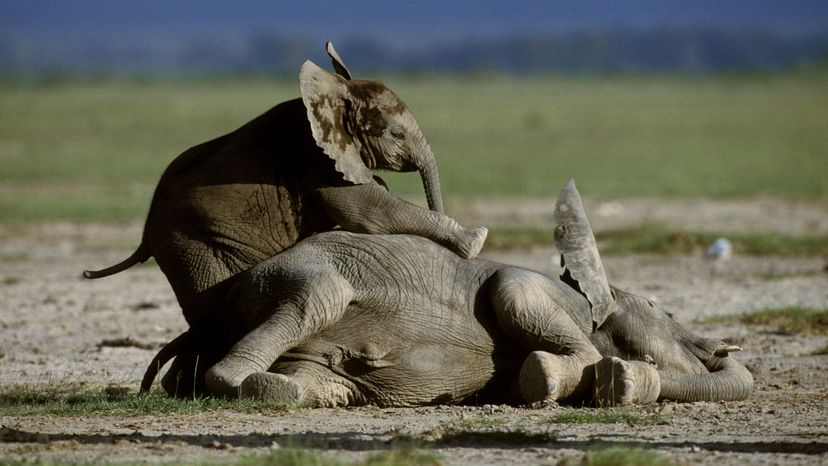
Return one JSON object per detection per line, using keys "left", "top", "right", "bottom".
{"left": 205, "top": 265, "right": 354, "bottom": 397}
{"left": 489, "top": 268, "right": 601, "bottom": 402}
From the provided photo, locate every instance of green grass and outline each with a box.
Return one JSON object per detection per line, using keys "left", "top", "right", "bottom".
{"left": 0, "top": 448, "right": 442, "bottom": 466}
{"left": 487, "top": 224, "right": 828, "bottom": 256}
{"left": 235, "top": 448, "right": 442, "bottom": 466}
{"left": 546, "top": 409, "right": 668, "bottom": 426}
{"left": 557, "top": 447, "right": 677, "bottom": 466}
{"left": 698, "top": 307, "right": 828, "bottom": 335}
{"left": 0, "top": 384, "right": 293, "bottom": 416}
{"left": 1, "top": 71, "right": 826, "bottom": 221}
{"left": 233, "top": 449, "right": 345, "bottom": 466}
{"left": 486, "top": 227, "right": 556, "bottom": 250}
{"left": 595, "top": 226, "right": 828, "bottom": 256}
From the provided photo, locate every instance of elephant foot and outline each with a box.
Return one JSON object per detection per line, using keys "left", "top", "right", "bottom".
{"left": 456, "top": 226, "right": 488, "bottom": 259}
{"left": 519, "top": 351, "right": 567, "bottom": 403}
{"left": 205, "top": 357, "right": 259, "bottom": 397}
{"left": 593, "top": 357, "right": 660, "bottom": 406}
{"left": 240, "top": 372, "right": 305, "bottom": 406}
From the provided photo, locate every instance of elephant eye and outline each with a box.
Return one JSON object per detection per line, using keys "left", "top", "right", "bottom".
{"left": 389, "top": 125, "right": 406, "bottom": 140}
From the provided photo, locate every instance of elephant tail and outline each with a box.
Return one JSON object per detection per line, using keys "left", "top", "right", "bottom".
{"left": 82, "top": 241, "right": 151, "bottom": 279}
{"left": 139, "top": 330, "right": 192, "bottom": 394}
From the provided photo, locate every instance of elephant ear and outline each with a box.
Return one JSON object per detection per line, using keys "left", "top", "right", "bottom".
{"left": 326, "top": 41, "right": 352, "bottom": 80}
{"left": 299, "top": 60, "right": 372, "bottom": 184}
{"left": 553, "top": 179, "right": 617, "bottom": 328}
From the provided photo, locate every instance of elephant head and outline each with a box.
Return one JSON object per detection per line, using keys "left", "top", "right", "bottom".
{"left": 554, "top": 180, "right": 753, "bottom": 402}
{"left": 598, "top": 288, "right": 753, "bottom": 402}
{"left": 300, "top": 43, "right": 445, "bottom": 213}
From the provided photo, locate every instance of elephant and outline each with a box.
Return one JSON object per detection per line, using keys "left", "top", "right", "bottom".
{"left": 82, "top": 42, "right": 487, "bottom": 327}
{"left": 141, "top": 181, "right": 752, "bottom": 407}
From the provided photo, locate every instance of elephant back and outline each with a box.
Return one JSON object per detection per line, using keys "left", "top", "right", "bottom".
{"left": 145, "top": 99, "right": 339, "bottom": 323}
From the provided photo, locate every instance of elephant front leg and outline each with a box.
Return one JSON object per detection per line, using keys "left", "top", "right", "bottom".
{"left": 316, "top": 183, "right": 488, "bottom": 259}
{"left": 205, "top": 268, "right": 353, "bottom": 397}
{"left": 240, "top": 359, "right": 361, "bottom": 408}
{"left": 592, "top": 357, "right": 661, "bottom": 406}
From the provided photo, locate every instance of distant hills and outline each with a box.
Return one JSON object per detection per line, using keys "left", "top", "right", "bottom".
{"left": 2, "top": 28, "right": 826, "bottom": 76}
{"left": 333, "top": 29, "right": 828, "bottom": 74}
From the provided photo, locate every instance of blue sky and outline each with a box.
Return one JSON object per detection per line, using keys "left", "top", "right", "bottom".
{"left": 2, "top": 1, "right": 825, "bottom": 74}
{"left": 3, "top": 0, "right": 826, "bottom": 48}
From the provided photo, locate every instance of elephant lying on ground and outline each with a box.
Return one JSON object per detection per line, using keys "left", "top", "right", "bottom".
{"left": 83, "top": 42, "right": 486, "bottom": 328}
{"left": 144, "top": 181, "right": 752, "bottom": 407}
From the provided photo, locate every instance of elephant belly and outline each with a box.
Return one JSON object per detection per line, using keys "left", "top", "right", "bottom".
{"left": 284, "top": 303, "right": 525, "bottom": 407}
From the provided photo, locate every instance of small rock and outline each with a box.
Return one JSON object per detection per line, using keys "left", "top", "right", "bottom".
{"left": 131, "top": 301, "right": 159, "bottom": 311}
{"left": 659, "top": 404, "right": 675, "bottom": 415}
{"left": 705, "top": 238, "right": 732, "bottom": 260}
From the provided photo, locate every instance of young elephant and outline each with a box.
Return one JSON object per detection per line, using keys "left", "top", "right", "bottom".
{"left": 145, "top": 181, "right": 752, "bottom": 407}
{"left": 83, "top": 42, "right": 486, "bottom": 327}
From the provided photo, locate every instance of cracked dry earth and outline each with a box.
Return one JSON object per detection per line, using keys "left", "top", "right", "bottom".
{"left": 0, "top": 197, "right": 826, "bottom": 465}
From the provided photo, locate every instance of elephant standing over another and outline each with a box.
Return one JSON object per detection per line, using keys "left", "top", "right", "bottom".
{"left": 143, "top": 181, "right": 752, "bottom": 407}
{"left": 83, "top": 42, "right": 487, "bottom": 327}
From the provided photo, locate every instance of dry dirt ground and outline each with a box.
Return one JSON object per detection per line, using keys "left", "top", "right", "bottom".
{"left": 0, "top": 198, "right": 826, "bottom": 465}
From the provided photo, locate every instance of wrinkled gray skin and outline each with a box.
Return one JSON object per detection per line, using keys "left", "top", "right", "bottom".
{"left": 83, "top": 42, "right": 487, "bottom": 328}
{"left": 147, "top": 182, "right": 752, "bottom": 407}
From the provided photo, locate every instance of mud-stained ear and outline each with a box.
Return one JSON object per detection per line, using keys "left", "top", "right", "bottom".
{"left": 326, "top": 41, "right": 352, "bottom": 80}
{"left": 299, "top": 60, "right": 372, "bottom": 184}
{"left": 553, "top": 179, "right": 617, "bottom": 328}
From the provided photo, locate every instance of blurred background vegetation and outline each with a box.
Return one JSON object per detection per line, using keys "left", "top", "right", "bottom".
{"left": 1, "top": 1, "right": 826, "bottom": 222}
{"left": 1, "top": 71, "right": 826, "bottom": 221}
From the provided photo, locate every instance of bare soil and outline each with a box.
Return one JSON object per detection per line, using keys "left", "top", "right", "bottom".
{"left": 0, "top": 198, "right": 826, "bottom": 465}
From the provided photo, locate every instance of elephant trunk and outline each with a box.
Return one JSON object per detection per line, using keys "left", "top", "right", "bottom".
{"left": 415, "top": 142, "right": 445, "bottom": 214}
{"left": 658, "top": 355, "right": 753, "bottom": 402}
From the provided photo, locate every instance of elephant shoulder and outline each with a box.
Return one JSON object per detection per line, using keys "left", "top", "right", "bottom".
{"left": 245, "top": 99, "right": 365, "bottom": 185}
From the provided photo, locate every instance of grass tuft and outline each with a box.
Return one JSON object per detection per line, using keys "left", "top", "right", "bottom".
{"left": 698, "top": 307, "right": 828, "bottom": 335}
{"left": 557, "top": 446, "right": 678, "bottom": 466}
{"left": 362, "top": 448, "right": 443, "bottom": 466}
{"left": 813, "top": 345, "right": 828, "bottom": 355}
{"left": 235, "top": 449, "right": 344, "bottom": 466}
{"left": 546, "top": 409, "right": 668, "bottom": 426}
{"left": 0, "top": 384, "right": 293, "bottom": 416}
